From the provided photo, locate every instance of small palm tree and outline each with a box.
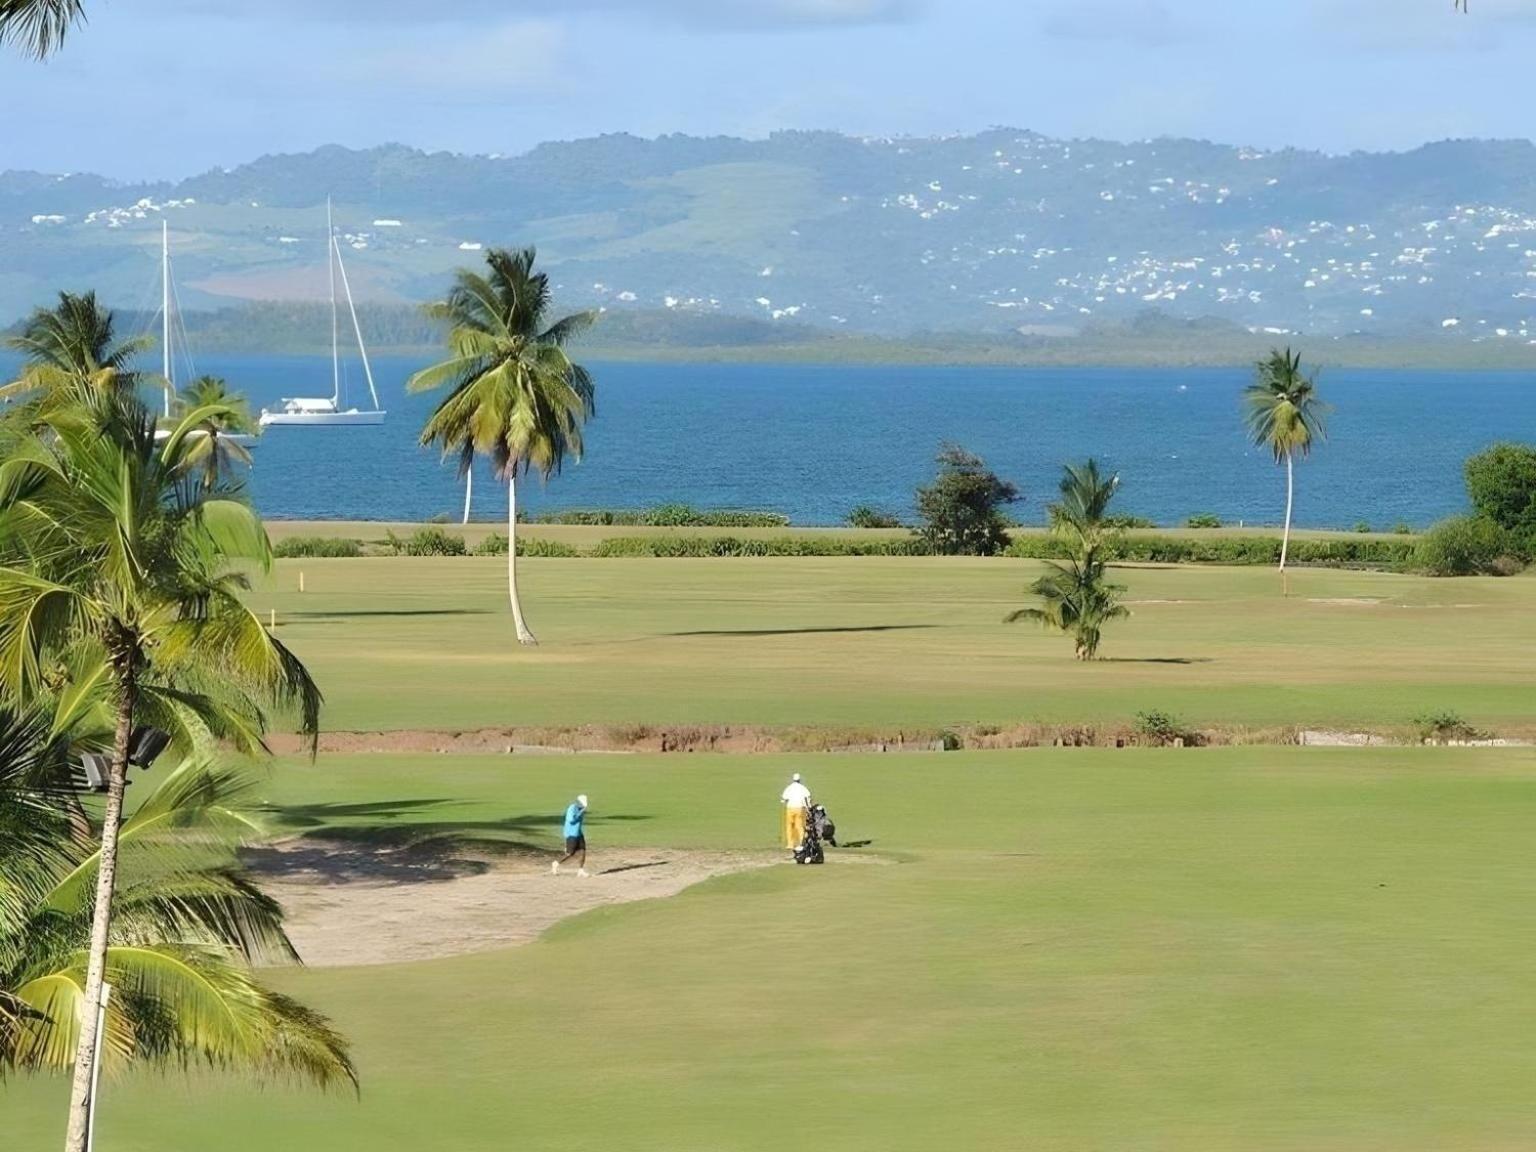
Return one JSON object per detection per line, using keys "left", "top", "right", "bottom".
{"left": 175, "top": 375, "right": 257, "bottom": 490}
{"left": 1244, "top": 349, "right": 1328, "bottom": 572}
{"left": 0, "top": 386, "right": 321, "bottom": 1152}
{"left": 1008, "top": 553, "right": 1129, "bottom": 661}
{"left": 0, "top": 0, "right": 83, "bottom": 59}
{"left": 0, "top": 704, "right": 354, "bottom": 1087}
{"left": 2, "top": 291, "right": 153, "bottom": 407}
{"left": 1009, "top": 459, "right": 1130, "bottom": 660}
{"left": 408, "top": 248, "right": 596, "bottom": 645}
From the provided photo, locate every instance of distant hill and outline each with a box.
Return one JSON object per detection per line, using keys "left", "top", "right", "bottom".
{"left": 6, "top": 129, "right": 1536, "bottom": 353}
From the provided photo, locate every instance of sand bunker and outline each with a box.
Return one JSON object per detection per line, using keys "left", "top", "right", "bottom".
{"left": 247, "top": 840, "right": 783, "bottom": 968}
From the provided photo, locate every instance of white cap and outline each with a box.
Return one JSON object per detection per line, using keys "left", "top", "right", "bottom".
{"left": 577, "top": 794, "right": 588, "bottom": 807}
{"left": 791, "top": 773, "right": 801, "bottom": 783}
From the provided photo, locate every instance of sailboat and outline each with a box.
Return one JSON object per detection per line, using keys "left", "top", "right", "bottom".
{"left": 259, "top": 199, "right": 386, "bottom": 428}
{"left": 155, "top": 220, "right": 256, "bottom": 447}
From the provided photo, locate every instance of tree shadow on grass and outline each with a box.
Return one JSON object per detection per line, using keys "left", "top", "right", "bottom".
{"left": 248, "top": 801, "right": 653, "bottom": 886}
{"left": 666, "top": 625, "right": 938, "bottom": 638}
{"left": 1101, "top": 657, "right": 1214, "bottom": 665}
{"left": 285, "top": 609, "right": 493, "bottom": 621}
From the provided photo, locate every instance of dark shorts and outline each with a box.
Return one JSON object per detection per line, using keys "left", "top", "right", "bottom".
{"left": 564, "top": 835, "right": 586, "bottom": 854}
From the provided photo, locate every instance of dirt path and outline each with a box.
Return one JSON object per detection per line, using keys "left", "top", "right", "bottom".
{"left": 247, "top": 840, "right": 784, "bottom": 968}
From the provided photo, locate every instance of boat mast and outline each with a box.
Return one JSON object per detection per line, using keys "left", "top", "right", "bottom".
{"left": 328, "top": 196, "right": 340, "bottom": 408}
{"left": 161, "top": 220, "right": 172, "bottom": 418}
{"left": 332, "top": 227, "right": 382, "bottom": 413}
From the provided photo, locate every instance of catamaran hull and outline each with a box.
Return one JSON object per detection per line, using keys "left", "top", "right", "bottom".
{"left": 258, "top": 410, "right": 386, "bottom": 427}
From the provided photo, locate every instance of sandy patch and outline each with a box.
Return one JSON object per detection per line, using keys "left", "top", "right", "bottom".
{"left": 1306, "top": 598, "right": 1382, "bottom": 606}
{"left": 248, "top": 840, "right": 784, "bottom": 967}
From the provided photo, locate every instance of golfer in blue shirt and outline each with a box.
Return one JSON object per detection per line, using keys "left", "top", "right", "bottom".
{"left": 551, "top": 794, "right": 589, "bottom": 877}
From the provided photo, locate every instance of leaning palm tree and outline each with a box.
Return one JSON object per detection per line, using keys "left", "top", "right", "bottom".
{"left": 0, "top": 386, "right": 321, "bottom": 1152}
{"left": 174, "top": 375, "right": 257, "bottom": 490}
{"left": 1, "top": 291, "right": 152, "bottom": 407}
{"left": 0, "top": 0, "right": 83, "bottom": 58}
{"left": 408, "top": 248, "right": 596, "bottom": 645}
{"left": 1007, "top": 551, "right": 1129, "bottom": 661}
{"left": 0, "top": 705, "right": 354, "bottom": 1088}
{"left": 1244, "top": 348, "right": 1328, "bottom": 572}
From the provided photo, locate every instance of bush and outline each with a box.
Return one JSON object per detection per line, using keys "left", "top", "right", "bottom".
{"left": 914, "top": 444, "right": 1020, "bottom": 557}
{"left": 589, "top": 535, "right": 931, "bottom": 558}
{"left": 1465, "top": 444, "right": 1536, "bottom": 538}
{"left": 1354, "top": 522, "right": 1373, "bottom": 533}
{"left": 519, "top": 537, "right": 581, "bottom": 558}
{"left": 847, "top": 505, "right": 904, "bottom": 529}
{"left": 536, "top": 506, "right": 789, "bottom": 528}
{"left": 385, "top": 526, "right": 468, "bottom": 557}
{"left": 1413, "top": 710, "right": 1485, "bottom": 744}
{"left": 473, "top": 534, "right": 509, "bottom": 556}
{"left": 1103, "top": 514, "right": 1155, "bottom": 530}
{"left": 1393, "top": 522, "right": 1413, "bottom": 535}
{"left": 1185, "top": 514, "right": 1222, "bottom": 529}
{"left": 1134, "top": 710, "right": 1194, "bottom": 746}
{"left": 1413, "top": 515, "right": 1522, "bottom": 576}
{"left": 272, "top": 536, "right": 364, "bottom": 559}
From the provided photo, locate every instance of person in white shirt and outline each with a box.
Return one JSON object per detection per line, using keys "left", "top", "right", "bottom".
{"left": 781, "top": 772, "right": 812, "bottom": 851}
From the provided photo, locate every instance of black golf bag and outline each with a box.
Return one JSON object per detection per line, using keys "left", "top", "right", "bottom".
{"left": 794, "top": 804, "right": 835, "bottom": 865}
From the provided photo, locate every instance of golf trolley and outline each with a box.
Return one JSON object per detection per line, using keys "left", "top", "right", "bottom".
{"left": 793, "top": 804, "right": 837, "bottom": 866}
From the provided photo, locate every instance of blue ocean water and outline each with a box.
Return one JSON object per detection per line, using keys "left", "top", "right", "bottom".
{"left": 0, "top": 353, "right": 1527, "bottom": 527}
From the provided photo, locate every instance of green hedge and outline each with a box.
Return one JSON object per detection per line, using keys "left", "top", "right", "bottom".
{"left": 534, "top": 504, "right": 789, "bottom": 528}
{"left": 589, "top": 535, "right": 931, "bottom": 558}
{"left": 1005, "top": 534, "right": 1417, "bottom": 568}
{"left": 272, "top": 536, "right": 365, "bottom": 558}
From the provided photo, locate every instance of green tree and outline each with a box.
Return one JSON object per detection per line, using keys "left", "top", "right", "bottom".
{"left": 0, "top": 0, "right": 83, "bottom": 58}
{"left": 914, "top": 444, "right": 1020, "bottom": 556}
{"left": 1009, "top": 459, "right": 1129, "bottom": 660}
{"left": 1464, "top": 444, "right": 1536, "bottom": 544}
{"left": 0, "top": 706, "right": 354, "bottom": 1087}
{"left": 1243, "top": 349, "right": 1328, "bottom": 572}
{"left": 408, "top": 247, "right": 597, "bottom": 645}
{"left": 0, "top": 387, "right": 322, "bottom": 1152}
{"left": 174, "top": 375, "right": 258, "bottom": 490}
{"left": 1, "top": 292, "right": 153, "bottom": 407}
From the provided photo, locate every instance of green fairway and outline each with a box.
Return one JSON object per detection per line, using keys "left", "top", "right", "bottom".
{"left": 7, "top": 746, "right": 1536, "bottom": 1150}
{"left": 248, "top": 556, "right": 1536, "bottom": 734}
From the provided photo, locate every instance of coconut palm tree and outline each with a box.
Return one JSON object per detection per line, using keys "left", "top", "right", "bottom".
{"left": 2, "top": 291, "right": 153, "bottom": 407}
{"left": 1010, "top": 459, "right": 1130, "bottom": 660}
{"left": 0, "top": 0, "right": 83, "bottom": 58}
{"left": 174, "top": 375, "right": 257, "bottom": 490}
{"left": 0, "top": 704, "right": 353, "bottom": 1088}
{"left": 1007, "top": 552, "right": 1129, "bottom": 661}
{"left": 0, "top": 386, "right": 321, "bottom": 1152}
{"left": 1244, "top": 349, "right": 1328, "bottom": 572}
{"left": 408, "top": 247, "right": 596, "bottom": 645}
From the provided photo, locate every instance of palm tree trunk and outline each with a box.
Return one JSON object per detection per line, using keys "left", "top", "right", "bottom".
{"left": 462, "top": 470, "right": 473, "bottom": 526}
{"left": 63, "top": 664, "right": 135, "bottom": 1152}
{"left": 507, "top": 473, "right": 537, "bottom": 646}
{"left": 1279, "top": 452, "right": 1295, "bottom": 573}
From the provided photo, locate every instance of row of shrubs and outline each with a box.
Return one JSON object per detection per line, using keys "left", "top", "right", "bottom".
{"left": 275, "top": 528, "right": 1417, "bottom": 566}
{"left": 531, "top": 504, "right": 789, "bottom": 528}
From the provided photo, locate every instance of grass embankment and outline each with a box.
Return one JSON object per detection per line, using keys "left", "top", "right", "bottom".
{"left": 246, "top": 557, "right": 1535, "bottom": 735}
{"left": 7, "top": 746, "right": 1536, "bottom": 1151}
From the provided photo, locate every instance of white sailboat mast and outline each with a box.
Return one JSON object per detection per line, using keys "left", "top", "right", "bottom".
{"left": 161, "top": 220, "right": 172, "bottom": 418}
{"left": 332, "top": 229, "right": 381, "bottom": 412}
{"left": 328, "top": 197, "right": 341, "bottom": 407}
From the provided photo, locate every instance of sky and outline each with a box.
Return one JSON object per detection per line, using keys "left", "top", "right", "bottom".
{"left": 4, "top": 0, "right": 1536, "bottom": 180}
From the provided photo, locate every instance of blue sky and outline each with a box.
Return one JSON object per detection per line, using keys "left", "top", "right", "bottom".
{"left": 4, "top": 0, "right": 1536, "bottom": 179}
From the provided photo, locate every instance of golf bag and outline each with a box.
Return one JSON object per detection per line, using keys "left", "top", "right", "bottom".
{"left": 809, "top": 804, "right": 836, "bottom": 847}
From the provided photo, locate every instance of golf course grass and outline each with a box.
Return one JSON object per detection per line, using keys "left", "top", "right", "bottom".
{"left": 249, "top": 556, "right": 1536, "bottom": 734}
{"left": 7, "top": 747, "right": 1536, "bottom": 1150}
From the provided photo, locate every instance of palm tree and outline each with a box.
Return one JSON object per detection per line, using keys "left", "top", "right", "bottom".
{"left": 1007, "top": 552, "right": 1129, "bottom": 661}
{"left": 2, "top": 291, "right": 153, "bottom": 407}
{"left": 174, "top": 375, "right": 257, "bottom": 490}
{"left": 1244, "top": 349, "right": 1328, "bottom": 572}
{"left": 408, "top": 248, "right": 596, "bottom": 645}
{"left": 1009, "top": 459, "right": 1131, "bottom": 660}
{"left": 0, "top": 386, "right": 322, "bottom": 1152}
{"left": 0, "top": 704, "right": 354, "bottom": 1087}
{"left": 0, "top": 0, "right": 83, "bottom": 59}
